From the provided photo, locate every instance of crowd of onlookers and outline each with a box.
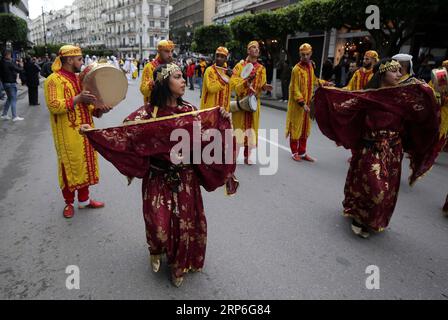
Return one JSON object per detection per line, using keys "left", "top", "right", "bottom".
{"left": 0, "top": 50, "right": 58, "bottom": 122}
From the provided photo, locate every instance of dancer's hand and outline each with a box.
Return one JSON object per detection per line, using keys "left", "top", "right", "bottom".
{"left": 303, "top": 104, "right": 310, "bottom": 112}
{"left": 79, "top": 124, "right": 92, "bottom": 134}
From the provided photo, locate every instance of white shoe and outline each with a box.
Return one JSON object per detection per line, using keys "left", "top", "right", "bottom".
{"left": 1, "top": 115, "right": 11, "bottom": 120}
{"left": 12, "top": 116, "right": 24, "bottom": 122}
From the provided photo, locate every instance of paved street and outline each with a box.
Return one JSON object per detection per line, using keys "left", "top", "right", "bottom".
{"left": 1, "top": 79, "right": 447, "bottom": 300}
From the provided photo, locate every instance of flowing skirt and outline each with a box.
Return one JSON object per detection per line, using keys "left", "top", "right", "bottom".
{"left": 141, "top": 164, "right": 207, "bottom": 278}
{"left": 343, "top": 131, "right": 404, "bottom": 232}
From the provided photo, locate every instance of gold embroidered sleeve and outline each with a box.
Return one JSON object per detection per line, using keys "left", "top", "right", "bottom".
{"left": 44, "top": 78, "right": 75, "bottom": 115}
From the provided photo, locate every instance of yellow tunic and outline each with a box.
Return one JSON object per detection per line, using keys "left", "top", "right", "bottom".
{"left": 286, "top": 62, "right": 323, "bottom": 140}
{"left": 44, "top": 69, "right": 99, "bottom": 192}
{"left": 429, "top": 80, "right": 448, "bottom": 139}
{"left": 140, "top": 57, "right": 163, "bottom": 104}
{"left": 230, "top": 60, "right": 267, "bottom": 146}
{"left": 200, "top": 64, "right": 231, "bottom": 112}
{"left": 344, "top": 67, "right": 374, "bottom": 91}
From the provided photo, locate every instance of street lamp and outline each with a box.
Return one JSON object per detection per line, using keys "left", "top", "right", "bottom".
{"left": 41, "top": 6, "right": 47, "bottom": 53}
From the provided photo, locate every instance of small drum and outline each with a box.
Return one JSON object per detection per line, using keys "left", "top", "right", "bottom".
{"left": 431, "top": 67, "right": 448, "bottom": 94}
{"left": 230, "top": 95, "right": 258, "bottom": 113}
{"left": 240, "top": 63, "right": 254, "bottom": 79}
{"left": 79, "top": 62, "right": 128, "bottom": 109}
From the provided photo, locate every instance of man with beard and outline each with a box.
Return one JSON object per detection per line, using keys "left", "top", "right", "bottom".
{"left": 200, "top": 46, "right": 232, "bottom": 112}
{"left": 44, "top": 45, "right": 110, "bottom": 218}
{"left": 344, "top": 50, "right": 379, "bottom": 91}
{"left": 140, "top": 40, "right": 175, "bottom": 104}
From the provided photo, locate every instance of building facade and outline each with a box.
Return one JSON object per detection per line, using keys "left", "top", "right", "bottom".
{"left": 170, "top": 0, "right": 223, "bottom": 52}
{"left": 29, "top": 0, "right": 170, "bottom": 59}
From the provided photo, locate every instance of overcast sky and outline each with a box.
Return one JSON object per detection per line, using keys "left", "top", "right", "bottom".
{"left": 29, "top": 0, "right": 75, "bottom": 19}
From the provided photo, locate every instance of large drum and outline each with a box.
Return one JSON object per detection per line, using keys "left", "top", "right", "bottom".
{"left": 79, "top": 63, "right": 128, "bottom": 109}
{"left": 240, "top": 63, "right": 254, "bottom": 79}
{"left": 230, "top": 95, "right": 258, "bottom": 113}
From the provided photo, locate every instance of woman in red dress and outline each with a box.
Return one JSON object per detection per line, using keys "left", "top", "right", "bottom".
{"left": 315, "top": 58, "right": 440, "bottom": 238}
{"left": 82, "top": 63, "right": 237, "bottom": 287}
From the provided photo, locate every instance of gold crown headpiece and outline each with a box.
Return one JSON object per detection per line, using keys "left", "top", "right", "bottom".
{"left": 156, "top": 63, "right": 181, "bottom": 82}
{"left": 379, "top": 60, "right": 401, "bottom": 74}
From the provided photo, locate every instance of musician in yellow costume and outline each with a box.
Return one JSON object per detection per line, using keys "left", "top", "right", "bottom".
{"left": 200, "top": 46, "right": 232, "bottom": 112}
{"left": 344, "top": 50, "right": 379, "bottom": 91}
{"left": 429, "top": 60, "right": 448, "bottom": 152}
{"left": 140, "top": 40, "right": 175, "bottom": 103}
{"left": 230, "top": 40, "right": 272, "bottom": 164}
{"left": 44, "top": 45, "right": 108, "bottom": 219}
{"left": 286, "top": 43, "right": 330, "bottom": 162}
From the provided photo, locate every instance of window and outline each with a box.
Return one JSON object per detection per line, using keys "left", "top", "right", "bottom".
{"left": 150, "top": 36, "right": 154, "bottom": 47}
{"left": 161, "top": 6, "right": 165, "bottom": 17}
{"left": 149, "top": 5, "right": 154, "bottom": 16}
{"left": 161, "top": 21, "right": 165, "bottom": 28}
{"left": 149, "top": 20, "right": 154, "bottom": 27}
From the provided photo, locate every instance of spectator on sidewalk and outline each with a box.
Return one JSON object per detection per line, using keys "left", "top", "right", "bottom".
{"left": 196, "top": 58, "right": 207, "bottom": 97}
{"left": 41, "top": 53, "right": 56, "bottom": 78}
{"left": 322, "top": 58, "right": 334, "bottom": 82}
{"left": 279, "top": 59, "right": 292, "bottom": 102}
{"left": 186, "top": 59, "right": 195, "bottom": 90}
{"left": 24, "top": 56, "right": 41, "bottom": 106}
{"left": 17, "top": 58, "right": 26, "bottom": 85}
{"left": 0, "top": 49, "right": 24, "bottom": 121}
{"left": 0, "top": 80, "right": 5, "bottom": 100}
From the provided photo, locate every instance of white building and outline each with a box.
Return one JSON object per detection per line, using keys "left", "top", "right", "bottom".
{"left": 103, "top": 0, "right": 170, "bottom": 59}
{"left": 29, "top": 0, "right": 170, "bottom": 59}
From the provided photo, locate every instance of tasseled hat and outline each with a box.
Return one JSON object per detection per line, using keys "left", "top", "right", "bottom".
{"left": 51, "top": 45, "right": 83, "bottom": 72}
{"left": 157, "top": 40, "right": 175, "bottom": 51}
{"left": 247, "top": 41, "right": 259, "bottom": 50}
{"left": 215, "top": 46, "right": 229, "bottom": 57}
{"left": 365, "top": 50, "right": 379, "bottom": 61}
{"left": 299, "top": 43, "right": 312, "bottom": 53}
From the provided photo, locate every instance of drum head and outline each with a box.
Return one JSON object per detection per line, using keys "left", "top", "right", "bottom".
{"left": 432, "top": 68, "right": 448, "bottom": 84}
{"left": 240, "top": 63, "right": 254, "bottom": 79}
{"left": 249, "top": 95, "right": 257, "bottom": 112}
{"left": 82, "top": 64, "right": 128, "bottom": 108}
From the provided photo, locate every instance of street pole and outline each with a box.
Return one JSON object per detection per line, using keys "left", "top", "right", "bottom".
{"left": 41, "top": 6, "right": 47, "bottom": 54}
{"left": 139, "top": 32, "right": 142, "bottom": 60}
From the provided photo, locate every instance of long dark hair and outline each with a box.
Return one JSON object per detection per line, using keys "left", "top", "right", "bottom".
{"left": 365, "top": 58, "right": 394, "bottom": 89}
{"left": 150, "top": 64, "right": 184, "bottom": 108}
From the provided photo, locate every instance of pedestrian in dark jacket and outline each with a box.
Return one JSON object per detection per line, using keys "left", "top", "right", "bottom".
{"left": 40, "top": 53, "right": 56, "bottom": 78}
{"left": 0, "top": 50, "right": 24, "bottom": 121}
{"left": 279, "top": 59, "right": 292, "bottom": 102}
{"left": 24, "top": 56, "right": 41, "bottom": 105}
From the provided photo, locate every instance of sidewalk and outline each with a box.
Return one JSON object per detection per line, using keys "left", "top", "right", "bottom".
{"left": 17, "top": 84, "right": 28, "bottom": 100}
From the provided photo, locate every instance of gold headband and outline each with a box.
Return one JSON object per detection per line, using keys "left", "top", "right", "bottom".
{"left": 156, "top": 63, "right": 180, "bottom": 82}
{"left": 379, "top": 60, "right": 401, "bottom": 74}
